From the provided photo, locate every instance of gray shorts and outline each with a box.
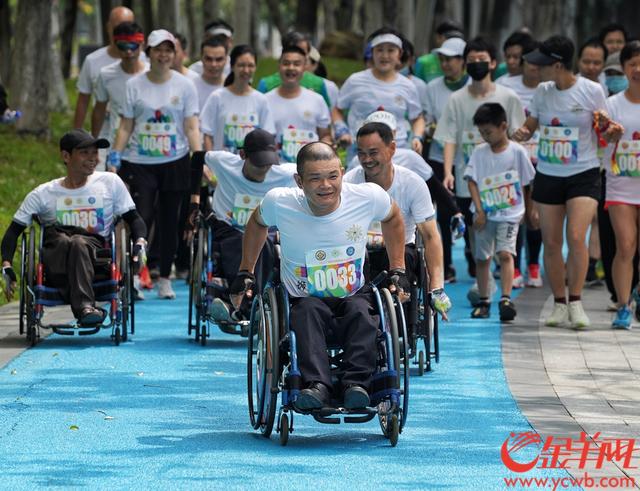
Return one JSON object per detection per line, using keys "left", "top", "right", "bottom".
{"left": 474, "top": 220, "right": 518, "bottom": 260}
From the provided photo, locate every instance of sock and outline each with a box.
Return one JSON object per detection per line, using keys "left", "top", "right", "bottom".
{"left": 479, "top": 297, "right": 489, "bottom": 305}
{"left": 554, "top": 297, "right": 567, "bottom": 305}
{"left": 501, "top": 295, "right": 511, "bottom": 301}
{"left": 569, "top": 295, "right": 581, "bottom": 302}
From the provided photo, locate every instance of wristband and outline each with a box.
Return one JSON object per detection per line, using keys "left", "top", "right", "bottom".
{"left": 107, "top": 150, "right": 122, "bottom": 170}
{"left": 412, "top": 135, "right": 424, "bottom": 143}
{"left": 334, "top": 121, "right": 350, "bottom": 139}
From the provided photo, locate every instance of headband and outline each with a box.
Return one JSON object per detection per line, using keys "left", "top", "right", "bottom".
{"left": 370, "top": 33, "right": 403, "bottom": 49}
{"left": 207, "top": 27, "right": 232, "bottom": 38}
{"left": 114, "top": 32, "right": 145, "bottom": 44}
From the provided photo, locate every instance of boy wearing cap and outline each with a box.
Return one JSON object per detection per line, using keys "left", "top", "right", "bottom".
{"left": 1, "top": 129, "right": 147, "bottom": 325}
{"left": 188, "top": 129, "right": 297, "bottom": 322}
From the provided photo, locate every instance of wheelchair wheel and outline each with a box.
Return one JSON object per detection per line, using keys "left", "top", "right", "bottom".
{"left": 389, "top": 414, "right": 399, "bottom": 447}
{"left": 418, "top": 350, "right": 425, "bottom": 376}
{"left": 114, "top": 327, "right": 121, "bottom": 346}
{"left": 19, "top": 233, "right": 27, "bottom": 336}
{"left": 119, "top": 230, "right": 131, "bottom": 342}
{"left": 247, "top": 286, "right": 279, "bottom": 437}
{"left": 24, "top": 227, "right": 37, "bottom": 346}
{"left": 279, "top": 412, "right": 289, "bottom": 446}
{"left": 188, "top": 226, "right": 205, "bottom": 342}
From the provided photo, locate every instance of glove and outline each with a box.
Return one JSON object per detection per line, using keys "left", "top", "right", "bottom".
{"left": 107, "top": 150, "right": 122, "bottom": 171}
{"left": 431, "top": 288, "right": 452, "bottom": 318}
{"left": 187, "top": 202, "right": 200, "bottom": 230}
{"left": 450, "top": 214, "right": 466, "bottom": 241}
{"left": 387, "top": 268, "right": 410, "bottom": 296}
{"left": 229, "top": 270, "right": 256, "bottom": 297}
{"left": 132, "top": 240, "right": 147, "bottom": 266}
{"left": 2, "top": 265, "right": 17, "bottom": 301}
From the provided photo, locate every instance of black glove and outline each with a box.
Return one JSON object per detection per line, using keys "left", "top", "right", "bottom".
{"left": 229, "top": 270, "right": 256, "bottom": 297}
{"left": 2, "top": 265, "right": 17, "bottom": 301}
{"left": 187, "top": 202, "right": 200, "bottom": 230}
{"left": 387, "top": 268, "right": 410, "bottom": 296}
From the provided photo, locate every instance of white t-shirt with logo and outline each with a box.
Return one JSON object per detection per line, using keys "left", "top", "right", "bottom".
{"left": 205, "top": 151, "right": 297, "bottom": 230}
{"left": 464, "top": 141, "right": 535, "bottom": 222}
{"left": 605, "top": 92, "right": 640, "bottom": 204}
{"left": 347, "top": 148, "right": 434, "bottom": 181}
{"left": 409, "top": 74, "right": 429, "bottom": 115}
{"left": 433, "top": 84, "right": 525, "bottom": 198}
{"left": 337, "top": 69, "right": 422, "bottom": 148}
{"left": 200, "top": 88, "right": 275, "bottom": 154}
{"left": 95, "top": 61, "right": 149, "bottom": 156}
{"left": 122, "top": 71, "right": 199, "bottom": 164}
{"left": 528, "top": 77, "right": 606, "bottom": 177}
{"left": 259, "top": 182, "right": 392, "bottom": 298}
{"left": 13, "top": 172, "right": 135, "bottom": 238}
{"left": 265, "top": 88, "right": 331, "bottom": 163}
{"left": 343, "top": 165, "right": 435, "bottom": 246}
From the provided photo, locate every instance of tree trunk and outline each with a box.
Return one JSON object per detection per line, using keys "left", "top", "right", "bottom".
{"left": 414, "top": 0, "right": 436, "bottom": 53}
{"left": 250, "top": 0, "right": 259, "bottom": 49}
{"left": 322, "top": 0, "right": 337, "bottom": 36}
{"left": 234, "top": 0, "right": 251, "bottom": 44}
{"left": 265, "top": 0, "right": 287, "bottom": 37}
{"left": 185, "top": 0, "right": 198, "bottom": 60}
{"left": 362, "top": 0, "right": 383, "bottom": 38}
{"left": 10, "top": 0, "right": 52, "bottom": 136}
{"left": 337, "top": 0, "right": 354, "bottom": 32}
{"left": 61, "top": 0, "right": 78, "bottom": 79}
{"left": 0, "top": 0, "right": 11, "bottom": 85}
{"left": 49, "top": 0, "right": 68, "bottom": 111}
{"left": 295, "top": 0, "right": 318, "bottom": 35}
{"left": 396, "top": 0, "right": 414, "bottom": 43}
{"left": 156, "top": 0, "right": 179, "bottom": 32}
{"left": 202, "top": 0, "right": 220, "bottom": 26}
{"left": 141, "top": 0, "right": 153, "bottom": 37}
{"left": 100, "top": 0, "right": 112, "bottom": 45}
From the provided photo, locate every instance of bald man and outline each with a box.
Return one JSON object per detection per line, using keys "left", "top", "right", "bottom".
{"left": 74, "top": 6, "right": 139, "bottom": 168}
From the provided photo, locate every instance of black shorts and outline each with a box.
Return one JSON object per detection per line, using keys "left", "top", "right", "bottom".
{"left": 531, "top": 167, "right": 601, "bottom": 205}
{"left": 118, "top": 153, "right": 191, "bottom": 193}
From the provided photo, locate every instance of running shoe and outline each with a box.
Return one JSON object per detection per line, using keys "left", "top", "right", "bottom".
{"left": 210, "top": 298, "right": 232, "bottom": 323}
{"left": 632, "top": 289, "right": 640, "bottom": 322}
{"left": 471, "top": 302, "right": 490, "bottom": 319}
{"left": 444, "top": 266, "right": 457, "bottom": 284}
{"left": 606, "top": 301, "right": 618, "bottom": 312}
{"left": 138, "top": 264, "right": 154, "bottom": 289}
{"left": 467, "top": 276, "right": 497, "bottom": 307}
{"left": 612, "top": 305, "right": 632, "bottom": 330}
{"left": 568, "top": 300, "right": 590, "bottom": 328}
{"left": 545, "top": 303, "right": 569, "bottom": 327}
{"left": 157, "top": 278, "right": 176, "bottom": 299}
{"left": 512, "top": 269, "right": 524, "bottom": 289}
{"left": 450, "top": 214, "right": 466, "bottom": 241}
{"left": 526, "top": 264, "right": 543, "bottom": 288}
{"left": 133, "top": 275, "right": 145, "bottom": 301}
{"left": 499, "top": 298, "right": 517, "bottom": 321}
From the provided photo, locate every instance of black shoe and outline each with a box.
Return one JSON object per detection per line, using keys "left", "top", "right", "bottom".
{"left": 295, "top": 382, "right": 331, "bottom": 411}
{"left": 343, "top": 384, "right": 370, "bottom": 409}
{"left": 79, "top": 306, "right": 106, "bottom": 325}
{"left": 499, "top": 298, "right": 517, "bottom": 321}
{"left": 471, "top": 302, "right": 490, "bottom": 319}
{"left": 444, "top": 266, "right": 456, "bottom": 284}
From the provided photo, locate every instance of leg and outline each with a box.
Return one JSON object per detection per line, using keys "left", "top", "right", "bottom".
{"left": 498, "top": 250, "right": 514, "bottom": 298}
{"left": 609, "top": 204, "right": 638, "bottom": 306}
{"left": 537, "top": 202, "right": 567, "bottom": 299}
{"left": 157, "top": 190, "right": 183, "bottom": 278}
{"left": 565, "top": 197, "right": 598, "bottom": 297}
{"left": 598, "top": 197, "right": 618, "bottom": 302}
{"left": 456, "top": 197, "right": 476, "bottom": 276}
{"left": 475, "top": 258, "right": 492, "bottom": 298}
{"left": 67, "top": 234, "right": 103, "bottom": 318}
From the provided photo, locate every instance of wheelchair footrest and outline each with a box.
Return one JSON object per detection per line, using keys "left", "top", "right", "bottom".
{"left": 44, "top": 324, "right": 103, "bottom": 336}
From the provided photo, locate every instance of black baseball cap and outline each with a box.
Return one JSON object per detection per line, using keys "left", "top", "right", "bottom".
{"left": 242, "top": 129, "right": 279, "bottom": 167}
{"left": 524, "top": 36, "right": 573, "bottom": 66}
{"left": 60, "top": 129, "right": 109, "bottom": 152}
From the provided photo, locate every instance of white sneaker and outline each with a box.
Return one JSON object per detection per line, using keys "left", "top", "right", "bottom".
{"left": 157, "top": 278, "right": 176, "bottom": 299}
{"left": 568, "top": 300, "right": 590, "bottom": 328}
{"left": 512, "top": 270, "right": 525, "bottom": 289}
{"left": 545, "top": 302, "right": 569, "bottom": 327}
{"left": 133, "top": 275, "right": 145, "bottom": 301}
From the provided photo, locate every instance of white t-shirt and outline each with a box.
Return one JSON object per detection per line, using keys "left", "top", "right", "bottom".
{"left": 189, "top": 58, "right": 231, "bottom": 78}
{"left": 338, "top": 69, "right": 422, "bottom": 148}
{"left": 464, "top": 141, "right": 535, "bottom": 222}
{"left": 424, "top": 75, "right": 470, "bottom": 165}
{"left": 260, "top": 182, "right": 392, "bottom": 298}
{"left": 343, "top": 165, "right": 435, "bottom": 246}
{"left": 265, "top": 88, "right": 331, "bottom": 163}
{"left": 409, "top": 74, "right": 429, "bottom": 115}
{"left": 205, "top": 151, "right": 297, "bottom": 230}
{"left": 605, "top": 92, "right": 640, "bottom": 204}
{"left": 95, "top": 61, "right": 149, "bottom": 155}
{"left": 13, "top": 172, "right": 135, "bottom": 238}
{"left": 433, "top": 84, "right": 525, "bottom": 197}
{"left": 529, "top": 77, "right": 606, "bottom": 177}
{"left": 324, "top": 78, "right": 339, "bottom": 109}
{"left": 190, "top": 74, "right": 223, "bottom": 112}
{"left": 200, "top": 88, "right": 275, "bottom": 154}
{"left": 347, "top": 148, "right": 434, "bottom": 181}
{"left": 122, "top": 71, "right": 199, "bottom": 164}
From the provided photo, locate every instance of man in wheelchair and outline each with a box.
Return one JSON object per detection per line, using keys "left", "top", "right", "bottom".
{"left": 344, "top": 119, "right": 452, "bottom": 319}
{"left": 1, "top": 129, "right": 147, "bottom": 325}
{"left": 230, "top": 142, "right": 409, "bottom": 411}
{"left": 187, "top": 129, "right": 297, "bottom": 323}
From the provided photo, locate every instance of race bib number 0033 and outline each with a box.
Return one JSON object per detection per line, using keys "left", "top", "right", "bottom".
{"left": 478, "top": 171, "right": 522, "bottom": 214}
{"left": 137, "top": 122, "right": 177, "bottom": 158}
{"left": 305, "top": 245, "right": 363, "bottom": 297}
{"left": 613, "top": 140, "right": 640, "bottom": 177}
{"left": 231, "top": 193, "right": 261, "bottom": 230}
{"left": 56, "top": 195, "right": 105, "bottom": 234}
{"left": 538, "top": 125, "right": 578, "bottom": 165}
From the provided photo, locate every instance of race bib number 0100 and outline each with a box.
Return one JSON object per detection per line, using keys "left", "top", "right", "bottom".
{"left": 538, "top": 125, "right": 578, "bottom": 165}
{"left": 462, "top": 129, "right": 484, "bottom": 165}
{"left": 281, "top": 128, "right": 318, "bottom": 163}
{"left": 305, "top": 245, "right": 362, "bottom": 297}
{"left": 137, "top": 122, "right": 177, "bottom": 158}
{"left": 224, "top": 113, "right": 258, "bottom": 153}
{"left": 231, "top": 193, "right": 261, "bottom": 230}
{"left": 478, "top": 171, "right": 522, "bottom": 214}
{"left": 613, "top": 140, "right": 640, "bottom": 177}
{"left": 56, "top": 196, "right": 105, "bottom": 234}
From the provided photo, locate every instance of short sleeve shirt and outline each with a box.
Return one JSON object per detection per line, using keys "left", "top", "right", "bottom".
{"left": 259, "top": 182, "right": 392, "bottom": 298}
{"left": 347, "top": 148, "right": 433, "bottom": 181}
{"left": 13, "top": 172, "right": 135, "bottom": 238}
{"left": 189, "top": 74, "right": 223, "bottom": 112}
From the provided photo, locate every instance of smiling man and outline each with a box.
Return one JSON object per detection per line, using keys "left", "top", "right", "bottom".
{"left": 230, "top": 142, "right": 408, "bottom": 410}
{"left": 0, "top": 129, "right": 147, "bottom": 325}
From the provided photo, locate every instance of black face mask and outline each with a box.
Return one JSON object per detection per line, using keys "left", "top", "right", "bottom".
{"left": 466, "top": 61, "right": 490, "bottom": 81}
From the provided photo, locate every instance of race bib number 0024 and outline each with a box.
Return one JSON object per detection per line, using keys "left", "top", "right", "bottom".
{"left": 56, "top": 195, "right": 105, "bottom": 234}
{"left": 538, "top": 125, "right": 578, "bottom": 165}
{"left": 305, "top": 245, "right": 362, "bottom": 297}
{"left": 137, "top": 122, "right": 177, "bottom": 158}
{"left": 478, "top": 171, "right": 522, "bottom": 214}
{"left": 231, "top": 193, "right": 261, "bottom": 230}
{"left": 613, "top": 140, "right": 640, "bottom": 177}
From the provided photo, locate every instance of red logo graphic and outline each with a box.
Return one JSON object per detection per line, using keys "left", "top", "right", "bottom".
{"left": 501, "top": 432, "right": 542, "bottom": 473}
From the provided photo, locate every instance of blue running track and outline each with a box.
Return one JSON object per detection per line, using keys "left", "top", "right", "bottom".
{"left": 0, "top": 246, "right": 569, "bottom": 489}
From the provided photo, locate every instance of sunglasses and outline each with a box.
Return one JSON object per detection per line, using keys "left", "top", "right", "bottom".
{"left": 116, "top": 41, "right": 141, "bottom": 52}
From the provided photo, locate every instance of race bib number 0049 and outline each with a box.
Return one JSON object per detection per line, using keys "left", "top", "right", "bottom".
{"left": 137, "top": 122, "right": 177, "bottom": 158}
{"left": 305, "top": 245, "right": 362, "bottom": 297}
{"left": 478, "top": 171, "right": 522, "bottom": 214}
{"left": 56, "top": 196, "right": 105, "bottom": 234}
{"left": 613, "top": 140, "right": 640, "bottom": 177}
{"left": 538, "top": 125, "right": 578, "bottom": 165}
{"left": 231, "top": 193, "right": 261, "bottom": 230}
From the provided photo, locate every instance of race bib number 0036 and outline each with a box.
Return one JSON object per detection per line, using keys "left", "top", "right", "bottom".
{"left": 56, "top": 195, "right": 105, "bottom": 234}
{"left": 137, "top": 122, "right": 177, "bottom": 158}
{"left": 478, "top": 171, "right": 522, "bottom": 214}
{"left": 305, "top": 245, "right": 362, "bottom": 297}
{"left": 538, "top": 125, "right": 578, "bottom": 165}
{"left": 613, "top": 140, "right": 640, "bottom": 177}
{"left": 231, "top": 193, "right": 261, "bottom": 230}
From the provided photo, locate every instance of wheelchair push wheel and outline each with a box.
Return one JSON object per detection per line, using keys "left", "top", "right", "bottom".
{"left": 21, "top": 227, "right": 37, "bottom": 346}
{"left": 188, "top": 226, "right": 206, "bottom": 343}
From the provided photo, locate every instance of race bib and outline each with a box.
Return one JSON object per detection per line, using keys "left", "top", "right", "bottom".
{"left": 523, "top": 130, "right": 540, "bottom": 165}
{"left": 281, "top": 128, "right": 318, "bottom": 163}
{"left": 224, "top": 112, "right": 258, "bottom": 153}
{"left": 305, "top": 245, "right": 363, "bottom": 297}
{"left": 56, "top": 195, "right": 105, "bottom": 234}
{"left": 367, "top": 221, "right": 384, "bottom": 248}
{"left": 538, "top": 125, "right": 578, "bottom": 164}
{"left": 137, "top": 122, "right": 177, "bottom": 158}
{"left": 478, "top": 171, "right": 522, "bottom": 214}
{"left": 462, "top": 129, "right": 483, "bottom": 164}
{"left": 613, "top": 140, "right": 640, "bottom": 177}
{"left": 231, "top": 193, "right": 261, "bottom": 230}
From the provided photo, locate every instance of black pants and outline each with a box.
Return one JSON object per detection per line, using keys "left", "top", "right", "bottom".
{"left": 289, "top": 290, "right": 379, "bottom": 390}
{"left": 366, "top": 244, "right": 418, "bottom": 284}
{"left": 42, "top": 227, "right": 104, "bottom": 318}
{"left": 429, "top": 160, "right": 460, "bottom": 268}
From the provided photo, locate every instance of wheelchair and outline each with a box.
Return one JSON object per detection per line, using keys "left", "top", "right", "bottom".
{"left": 187, "top": 213, "right": 249, "bottom": 346}
{"left": 247, "top": 272, "right": 409, "bottom": 447}
{"left": 19, "top": 217, "right": 135, "bottom": 346}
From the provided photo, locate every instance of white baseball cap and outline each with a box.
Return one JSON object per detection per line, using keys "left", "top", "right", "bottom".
{"left": 363, "top": 111, "right": 397, "bottom": 131}
{"left": 147, "top": 29, "right": 176, "bottom": 48}
{"left": 434, "top": 37, "right": 466, "bottom": 57}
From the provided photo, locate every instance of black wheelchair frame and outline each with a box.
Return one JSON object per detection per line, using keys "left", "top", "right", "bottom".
{"left": 19, "top": 217, "right": 135, "bottom": 346}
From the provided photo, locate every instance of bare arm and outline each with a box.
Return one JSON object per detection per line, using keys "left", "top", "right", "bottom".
{"left": 380, "top": 202, "right": 406, "bottom": 271}
{"left": 467, "top": 179, "right": 486, "bottom": 230}
{"left": 318, "top": 126, "right": 332, "bottom": 144}
{"left": 204, "top": 134, "right": 214, "bottom": 151}
{"left": 238, "top": 209, "right": 270, "bottom": 274}
{"left": 411, "top": 114, "right": 425, "bottom": 153}
{"left": 73, "top": 92, "right": 91, "bottom": 129}
{"left": 91, "top": 101, "right": 108, "bottom": 138}
{"left": 113, "top": 117, "right": 134, "bottom": 153}
{"left": 512, "top": 116, "right": 539, "bottom": 142}
{"left": 416, "top": 219, "right": 444, "bottom": 290}
{"left": 332, "top": 106, "right": 351, "bottom": 146}
{"left": 443, "top": 142, "right": 456, "bottom": 191}
{"left": 184, "top": 115, "right": 202, "bottom": 152}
